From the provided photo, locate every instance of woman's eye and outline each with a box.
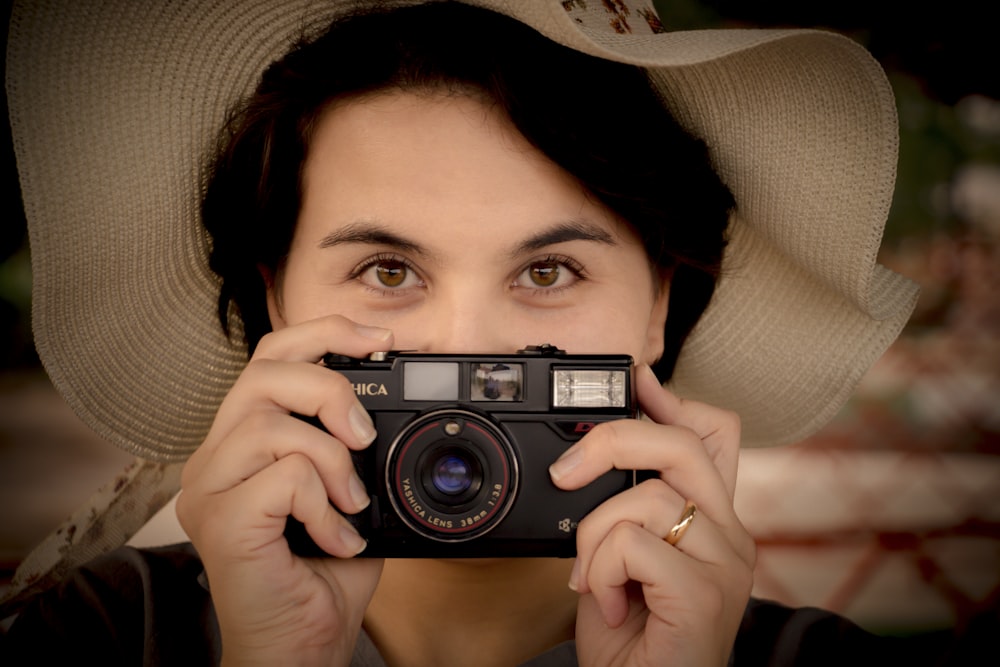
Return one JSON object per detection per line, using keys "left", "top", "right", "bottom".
{"left": 357, "top": 258, "right": 421, "bottom": 290}
{"left": 514, "top": 259, "right": 582, "bottom": 291}
{"left": 528, "top": 263, "right": 559, "bottom": 287}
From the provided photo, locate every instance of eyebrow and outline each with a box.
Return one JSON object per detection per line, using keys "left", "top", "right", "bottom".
{"left": 509, "top": 220, "right": 617, "bottom": 257}
{"left": 317, "top": 218, "right": 617, "bottom": 256}
{"left": 318, "top": 221, "right": 427, "bottom": 255}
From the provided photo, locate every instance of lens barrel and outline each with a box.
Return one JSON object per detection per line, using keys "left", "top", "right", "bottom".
{"left": 386, "top": 409, "right": 518, "bottom": 542}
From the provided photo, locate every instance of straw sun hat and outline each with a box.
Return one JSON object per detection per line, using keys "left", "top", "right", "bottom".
{"left": 4, "top": 0, "right": 918, "bottom": 609}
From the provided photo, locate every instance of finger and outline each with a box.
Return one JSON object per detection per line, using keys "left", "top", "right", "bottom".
{"left": 583, "top": 523, "right": 681, "bottom": 628}
{"left": 637, "top": 364, "right": 741, "bottom": 495}
{"left": 187, "top": 452, "right": 367, "bottom": 559}
{"left": 200, "top": 359, "right": 376, "bottom": 459}
{"left": 582, "top": 521, "right": 748, "bottom": 630}
{"left": 186, "top": 410, "right": 371, "bottom": 515}
{"left": 253, "top": 314, "right": 393, "bottom": 364}
{"left": 548, "top": 417, "right": 733, "bottom": 523}
{"left": 572, "top": 480, "right": 754, "bottom": 595}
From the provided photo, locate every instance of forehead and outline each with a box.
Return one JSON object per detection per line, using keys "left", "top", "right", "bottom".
{"left": 304, "top": 90, "right": 558, "bottom": 196}
{"left": 297, "top": 90, "right": 642, "bottom": 250}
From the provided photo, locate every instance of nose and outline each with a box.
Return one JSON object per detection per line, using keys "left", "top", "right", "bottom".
{"left": 414, "top": 288, "right": 519, "bottom": 354}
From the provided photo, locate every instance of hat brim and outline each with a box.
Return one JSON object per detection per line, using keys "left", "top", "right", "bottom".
{"left": 7, "top": 0, "right": 917, "bottom": 462}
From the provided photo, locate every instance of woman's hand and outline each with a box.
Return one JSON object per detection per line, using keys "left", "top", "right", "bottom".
{"left": 550, "top": 364, "right": 756, "bottom": 667}
{"left": 176, "top": 315, "right": 394, "bottom": 666}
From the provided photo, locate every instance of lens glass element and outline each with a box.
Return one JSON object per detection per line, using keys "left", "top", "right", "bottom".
{"left": 432, "top": 454, "right": 474, "bottom": 495}
{"left": 388, "top": 410, "right": 517, "bottom": 542}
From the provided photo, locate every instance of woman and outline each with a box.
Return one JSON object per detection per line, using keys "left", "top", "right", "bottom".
{"left": 3, "top": 1, "right": 922, "bottom": 664}
{"left": 186, "top": 6, "right": 746, "bottom": 663}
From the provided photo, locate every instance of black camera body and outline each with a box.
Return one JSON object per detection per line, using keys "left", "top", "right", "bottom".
{"left": 285, "top": 345, "right": 640, "bottom": 558}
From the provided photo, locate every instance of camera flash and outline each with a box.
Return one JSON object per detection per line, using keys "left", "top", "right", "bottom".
{"left": 553, "top": 369, "right": 626, "bottom": 408}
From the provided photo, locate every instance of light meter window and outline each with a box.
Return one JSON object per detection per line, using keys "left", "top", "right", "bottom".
{"left": 403, "top": 362, "right": 460, "bottom": 400}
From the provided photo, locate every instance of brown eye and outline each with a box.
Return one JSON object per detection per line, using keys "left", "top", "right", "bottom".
{"left": 513, "top": 257, "right": 582, "bottom": 293}
{"left": 356, "top": 256, "right": 422, "bottom": 292}
{"left": 375, "top": 261, "right": 408, "bottom": 287}
{"left": 528, "top": 262, "right": 560, "bottom": 287}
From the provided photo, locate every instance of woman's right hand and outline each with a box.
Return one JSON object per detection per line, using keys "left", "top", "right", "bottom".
{"left": 176, "top": 315, "right": 394, "bottom": 666}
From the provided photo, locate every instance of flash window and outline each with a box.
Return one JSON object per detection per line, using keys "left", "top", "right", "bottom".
{"left": 553, "top": 369, "right": 626, "bottom": 408}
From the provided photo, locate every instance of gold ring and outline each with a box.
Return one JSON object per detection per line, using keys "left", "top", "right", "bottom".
{"left": 665, "top": 501, "right": 697, "bottom": 546}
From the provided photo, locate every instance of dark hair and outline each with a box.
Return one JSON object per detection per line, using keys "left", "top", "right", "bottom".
{"left": 201, "top": 0, "right": 734, "bottom": 380}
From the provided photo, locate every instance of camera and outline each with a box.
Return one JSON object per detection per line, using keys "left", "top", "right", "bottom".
{"left": 285, "top": 345, "right": 643, "bottom": 558}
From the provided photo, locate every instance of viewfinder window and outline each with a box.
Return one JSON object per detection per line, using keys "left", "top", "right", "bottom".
{"left": 471, "top": 363, "right": 523, "bottom": 401}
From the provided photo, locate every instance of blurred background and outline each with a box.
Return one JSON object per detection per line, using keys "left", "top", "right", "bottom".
{"left": 650, "top": 0, "right": 1000, "bottom": 640}
{"left": 2, "top": 0, "right": 998, "bottom": 642}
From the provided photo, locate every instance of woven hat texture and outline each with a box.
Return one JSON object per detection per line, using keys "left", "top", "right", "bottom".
{"left": 7, "top": 0, "right": 918, "bottom": 458}
{"left": 2, "top": 0, "right": 920, "bottom": 615}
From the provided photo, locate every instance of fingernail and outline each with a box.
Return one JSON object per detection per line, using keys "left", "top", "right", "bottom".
{"left": 356, "top": 324, "right": 392, "bottom": 341}
{"left": 349, "top": 472, "right": 371, "bottom": 511}
{"left": 340, "top": 524, "right": 367, "bottom": 556}
{"left": 349, "top": 403, "right": 377, "bottom": 446}
{"left": 549, "top": 445, "right": 583, "bottom": 482}
{"left": 568, "top": 559, "right": 581, "bottom": 591}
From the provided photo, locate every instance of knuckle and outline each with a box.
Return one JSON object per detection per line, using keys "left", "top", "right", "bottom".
{"left": 718, "top": 408, "right": 741, "bottom": 436}
{"left": 671, "top": 425, "right": 705, "bottom": 454}
{"left": 697, "top": 579, "right": 727, "bottom": 617}
{"left": 324, "top": 368, "right": 357, "bottom": 398}
{"left": 649, "top": 482, "right": 681, "bottom": 518}
{"left": 251, "top": 330, "right": 282, "bottom": 359}
{"left": 587, "top": 419, "right": 627, "bottom": 448}
{"left": 635, "top": 477, "right": 672, "bottom": 505}
{"left": 606, "top": 520, "right": 645, "bottom": 552}
{"left": 275, "top": 452, "right": 316, "bottom": 486}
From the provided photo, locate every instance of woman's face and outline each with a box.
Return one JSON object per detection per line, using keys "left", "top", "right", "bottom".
{"left": 269, "top": 90, "right": 669, "bottom": 366}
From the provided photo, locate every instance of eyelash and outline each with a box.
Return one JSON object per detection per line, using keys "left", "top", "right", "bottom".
{"left": 347, "top": 253, "right": 587, "bottom": 296}
{"left": 349, "top": 252, "right": 422, "bottom": 296}
{"left": 514, "top": 254, "right": 587, "bottom": 296}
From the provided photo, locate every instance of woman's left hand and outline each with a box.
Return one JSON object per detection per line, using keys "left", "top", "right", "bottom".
{"left": 549, "top": 364, "right": 756, "bottom": 667}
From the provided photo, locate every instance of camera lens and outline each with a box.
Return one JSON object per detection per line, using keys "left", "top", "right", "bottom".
{"left": 386, "top": 410, "right": 518, "bottom": 543}
{"left": 419, "top": 443, "right": 484, "bottom": 506}
{"left": 431, "top": 453, "right": 474, "bottom": 496}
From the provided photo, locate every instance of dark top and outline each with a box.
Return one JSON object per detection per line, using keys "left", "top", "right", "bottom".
{"left": 0, "top": 543, "right": 987, "bottom": 665}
